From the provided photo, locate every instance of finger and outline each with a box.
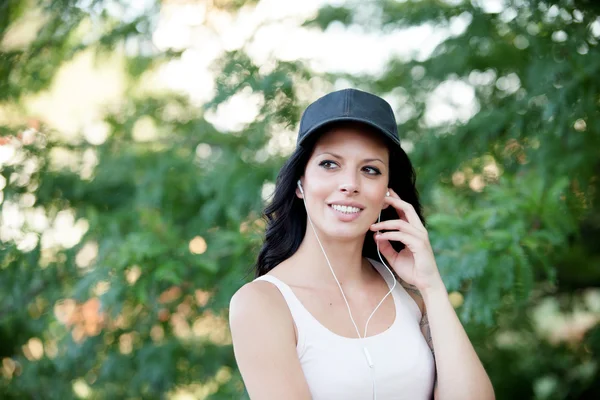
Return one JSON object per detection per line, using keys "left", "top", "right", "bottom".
{"left": 385, "top": 189, "right": 426, "bottom": 232}
{"left": 371, "top": 219, "right": 426, "bottom": 239}
{"left": 375, "top": 231, "right": 422, "bottom": 250}
{"left": 385, "top": 189, "right": 421, "bottom": 227}
{"left": 375, "top": 235, "right": 397, "bottom": 263}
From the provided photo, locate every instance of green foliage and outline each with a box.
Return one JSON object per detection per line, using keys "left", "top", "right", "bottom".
{"left": 1, "top": 0, "right": 599, "bottom": 399}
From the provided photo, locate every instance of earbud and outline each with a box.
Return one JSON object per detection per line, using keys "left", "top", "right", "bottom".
{"left": 297, "top": 180, "right": 304, "bottom": 195}
{"left": 386, "top": 190, "right": 390, "bottom": 197}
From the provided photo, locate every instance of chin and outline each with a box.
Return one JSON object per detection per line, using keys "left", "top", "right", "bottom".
{"left": 321, "top": 224, "right": 369, "bottom": 242}
{"left": 308, "top": 204, "right": 373, "bottom": 241}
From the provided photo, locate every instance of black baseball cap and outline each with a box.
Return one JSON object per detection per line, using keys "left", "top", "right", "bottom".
{"left": 296, "top": 88, "right": 401, "bottom": 148}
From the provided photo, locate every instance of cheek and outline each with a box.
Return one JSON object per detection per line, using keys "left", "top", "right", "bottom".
{"left": 364, "top": 180, "right": 387, "bottom": 200}
{"left": 309, "top": 181, "right": 333, "bottom": 203}
{"left": 303, "top": 166, "right": 334, "bottom": 199}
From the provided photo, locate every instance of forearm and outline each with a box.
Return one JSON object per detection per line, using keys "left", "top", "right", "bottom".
{"left": 422, "top": 281, "right": 494, "bottom": 400}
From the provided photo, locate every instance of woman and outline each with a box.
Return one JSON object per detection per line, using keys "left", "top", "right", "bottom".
{"left": 229, "top": 89, "right": 495, "bottom": 400}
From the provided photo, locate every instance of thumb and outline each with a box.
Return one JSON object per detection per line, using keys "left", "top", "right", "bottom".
{"left": 375, "top": 234, "right": 397, "bottom": 263}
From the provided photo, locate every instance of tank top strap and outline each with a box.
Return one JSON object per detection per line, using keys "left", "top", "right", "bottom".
{"left": 253, "top": 275, "right": 300, "bottom": 308}
{"left": 367, "top": 257, "right": 422, "bottom": 322}
{"left": 367, "top": 257, "right": 397, "bottom": 289}
{"left": 253, "top": 274, "right": 315, "bottom": 356}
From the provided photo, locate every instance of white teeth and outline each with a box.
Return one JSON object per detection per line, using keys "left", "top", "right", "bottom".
{"left": 331, "top": 204, "right": 361, "bottom": 214}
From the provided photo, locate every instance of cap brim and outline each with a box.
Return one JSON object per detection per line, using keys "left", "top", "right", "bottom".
{"left": 297, "top": 117, "right": 401, "bottom": 148}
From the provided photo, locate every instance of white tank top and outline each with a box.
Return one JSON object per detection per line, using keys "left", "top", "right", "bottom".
{"left": 253, "top": 258, "right": 435, "bottom": 400}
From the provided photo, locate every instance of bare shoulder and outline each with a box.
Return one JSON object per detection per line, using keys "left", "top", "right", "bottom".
{"left": 229, "top": 279, "right": 294, "bottom": 332}
{"left": 398, "top": 279, "right": 425, "bottom": 315}
{"left": 229, "top": 280, "right": 311, "bottom": 399}
{"left": 230, "top": 279, "right": 279, "bottom": 307}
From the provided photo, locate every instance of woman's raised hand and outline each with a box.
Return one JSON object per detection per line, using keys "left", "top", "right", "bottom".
{"left": 370, "top": 188, "right": 444, "bottom": 293}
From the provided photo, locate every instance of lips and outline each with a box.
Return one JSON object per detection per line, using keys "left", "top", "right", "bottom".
{"left": 330, "top": 204, "right": 361, "bottom": 214}
{"left": 327, "top": 202, "right": 364, "bottom": 222}
{"left": 327, "top": 200, "right": 365, "bottom": 209}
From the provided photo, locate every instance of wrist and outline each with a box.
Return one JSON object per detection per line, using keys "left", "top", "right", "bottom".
{"left": 419, "top": 276, "right": 447, "bottom": 301}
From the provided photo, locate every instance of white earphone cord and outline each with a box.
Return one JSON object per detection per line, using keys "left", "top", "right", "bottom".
{"left": 299, "top": 184, "right": 397, "bottom": 400}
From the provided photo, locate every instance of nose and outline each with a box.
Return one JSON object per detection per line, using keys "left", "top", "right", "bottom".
{"left": 339, "top": 179, "right": 359, "bottom": 195}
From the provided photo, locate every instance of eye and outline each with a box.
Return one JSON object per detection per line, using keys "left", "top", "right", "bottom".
{"left": 363, "top": 166, "right": 382, "bottom": 175}
{"left": 319, "top": 160, "right": 338, "bottom": 169}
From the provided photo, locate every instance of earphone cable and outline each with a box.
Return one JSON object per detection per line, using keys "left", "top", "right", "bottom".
{"left": 300, "top": 195, "right": 398, "bottom": 400}
{"left": 301, "top": 195, "right": 398, "bottom": 339}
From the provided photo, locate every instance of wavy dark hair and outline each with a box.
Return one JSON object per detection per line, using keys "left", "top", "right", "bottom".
{"left": 254, "top": 122, "right": 425, "bottom": 277}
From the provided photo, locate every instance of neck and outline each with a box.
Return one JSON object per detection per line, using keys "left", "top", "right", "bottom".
{"left": 294, "top": 225, "right": 374, "bottom": 289}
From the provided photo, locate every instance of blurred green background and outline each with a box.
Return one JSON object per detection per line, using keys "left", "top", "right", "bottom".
{"left": 1, "top": 0, "right": 599, "bottom": 398}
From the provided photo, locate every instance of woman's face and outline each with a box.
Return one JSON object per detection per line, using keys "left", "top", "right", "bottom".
{"left": 298, "top": 125, "right": 390, "bottom": 240}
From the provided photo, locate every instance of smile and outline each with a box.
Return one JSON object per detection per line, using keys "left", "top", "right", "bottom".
{"left": 329, "top": 204, "right": 362, "bottom": 214}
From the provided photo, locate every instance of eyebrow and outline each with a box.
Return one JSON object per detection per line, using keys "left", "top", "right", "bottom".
{"left": 317, "top": 151, "right": 386, "bottom": 165}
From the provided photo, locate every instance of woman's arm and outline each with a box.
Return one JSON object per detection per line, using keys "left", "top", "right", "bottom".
{"left": 405, "top": 281, "right": 493, "bottom": 400}
{"left": 420, "top": 309, "right": 440, "bottom": 400}
{"left": 372, "top": 189, "right": 494, "bottom": 400}
{"left": 401, "top": 283, "right": 439, "bottom": 399}
{"left": 421, "top": 281, "right": 494, "bottom": 400}
{"left": 229, "top": 281, "right": 312, "bottom": 400}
